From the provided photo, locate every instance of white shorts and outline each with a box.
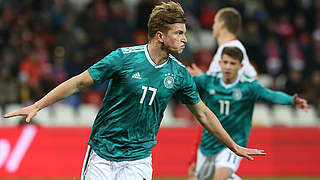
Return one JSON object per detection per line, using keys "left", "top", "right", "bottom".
{"left": 195, "top": 148, "right": 242, "bottom": 180}
{"left": 81, "top": 146, "right": 153, "bottom": 180}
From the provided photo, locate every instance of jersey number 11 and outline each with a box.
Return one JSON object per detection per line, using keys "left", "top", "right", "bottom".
{"left": 219, "top": 100, "right": 230, "bottom": 115}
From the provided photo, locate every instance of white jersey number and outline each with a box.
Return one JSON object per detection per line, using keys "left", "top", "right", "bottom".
{"left": 219, "top": 100, "right": 230, "bottom": 115}
{"left": 140, "top": 86, "right": 157, "bottom": 105}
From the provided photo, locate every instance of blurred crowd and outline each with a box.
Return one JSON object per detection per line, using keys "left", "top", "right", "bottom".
{"left": 0, "top": 0, "right": 319, "bottom": 123}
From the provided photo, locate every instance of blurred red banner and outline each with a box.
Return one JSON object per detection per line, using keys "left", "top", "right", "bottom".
{"left": 0, "top": 125, "right": 319, "bottom": 178}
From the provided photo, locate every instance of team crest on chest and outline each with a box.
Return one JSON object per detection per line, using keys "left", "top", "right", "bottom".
{"left": 164, "top": 73, "right": 175, "bottom": 89}
{"left": 232, "top": 88, "right": 242, "bottom": 101}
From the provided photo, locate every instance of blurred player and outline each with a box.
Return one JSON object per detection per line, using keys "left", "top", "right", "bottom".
{"left": 188, "top": 7, "right": 257, "bottom": 79}
{"left": 4, "top": 2, "right": 265, "bottom": 180}
{"left": 187, "top": 8, "right": 258, "bottom": 179}
{"left": 191, "top": 46, "right": 308, "bottom": 180}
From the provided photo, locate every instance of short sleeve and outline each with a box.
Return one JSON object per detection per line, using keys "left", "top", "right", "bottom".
{"left": 88, "top": 49, "right": 124, "bottom": 84}
{"left": 176, "top": 69, "right": 201, "bottom": 105}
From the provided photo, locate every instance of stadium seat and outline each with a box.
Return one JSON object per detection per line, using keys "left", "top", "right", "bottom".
{"left": 33, "top": 107, "right": 53, "bottom": 126}
{"left": 252, "top": 103, "right": 273, "bottom": 127}
{"left": 77, "top": 104, "right": 99, "bottom": 126}
{"left": 295, "top": 106, "right": 319, "bottom": 126}
{"left": 272, "top": 105, "right": 295, "bottom": 126}
{"left": 51, "top": 103, "right": 76, "bottom": 126}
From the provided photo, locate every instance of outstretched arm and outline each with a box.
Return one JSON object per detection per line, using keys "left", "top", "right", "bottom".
{"left": 186, "top": 100, "right": 266, "bottom": 160}
{"left": 253, "top": 82, "right": 309, "bottom": 111}
{"left": 4, "top": 70, "right": 94, "bottom": 122}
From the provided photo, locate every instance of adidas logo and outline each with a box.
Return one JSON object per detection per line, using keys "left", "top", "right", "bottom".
{"left": 132, "top": 72, "right": 142, "bottom": 79}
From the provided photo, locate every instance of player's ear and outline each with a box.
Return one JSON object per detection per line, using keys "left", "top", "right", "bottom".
{"left": 156, "top": 31, "right": 164, "bottom": 43}
{"left": 220, "top": 20, "right": 225, "bottom": 28}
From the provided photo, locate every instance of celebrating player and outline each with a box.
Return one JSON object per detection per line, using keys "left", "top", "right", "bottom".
{"left": 4, "top": 2, "right": 265, "bottom": 180}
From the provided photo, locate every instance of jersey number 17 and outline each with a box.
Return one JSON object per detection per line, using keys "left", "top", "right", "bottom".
{"left": 140, "top": 86, "right": 157, "bottom": 105}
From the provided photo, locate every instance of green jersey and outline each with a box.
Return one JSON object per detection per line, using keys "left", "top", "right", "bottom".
{"left": 194, "top": 72, "right": 294, "bottom": 156}
{"left": 87, "top": 44, "right": 200, "bottom": 161}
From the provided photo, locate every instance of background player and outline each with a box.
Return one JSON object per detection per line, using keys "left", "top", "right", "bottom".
{"left": 187, "top": 7, "right": 259, "bottom": 180}
{"left": 4, "top": 2, "right": 265, "bottom": 180}
{"left": 188, "top": 7, "right": 258, "bottom": 79}
{"left": 191, "top": 46, "right": 308, "bottom": 180}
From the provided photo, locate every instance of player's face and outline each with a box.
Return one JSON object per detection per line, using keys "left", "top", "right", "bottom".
{"left": 162, "top": 23, "right": 187, "bottom": 54}
{"left": 219, "top": 54, "right": 243, "bottom": 83}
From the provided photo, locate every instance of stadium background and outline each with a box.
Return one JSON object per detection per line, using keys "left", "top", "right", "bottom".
{"left": 0, "top": 0, "right": 320, "bottom": 179}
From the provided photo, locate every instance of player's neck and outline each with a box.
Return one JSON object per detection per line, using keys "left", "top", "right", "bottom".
{"left": 222, "top": 77, "right": 237, "bottom": 84}
{"left": 222, "top": 73, "right": 239, "bottom": 84}
{"left": 222, "top": 74, "right": 239, "bottom": 87}
{"left": 148, "top": 40, "right": 169, "bottom": 64}
{"left": 217, "top": 31, "right": 237, "bottom": 46}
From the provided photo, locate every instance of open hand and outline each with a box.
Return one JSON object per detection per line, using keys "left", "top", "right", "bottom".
{"left": 235, "top": 145, "right": 266, "bottom": 161}
{"left": 4, "top": 105, "right": 39, "bottom": 123}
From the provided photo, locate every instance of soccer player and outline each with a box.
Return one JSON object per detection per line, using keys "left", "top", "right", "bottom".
{"left": 188, "top": 7, "right": 258, "bottom": 79}
{"left": 4, "top": 2, "right": 265, "bottom": 180}
{"left": 187, "top": 8, "right": 259, "bottom": 180}
{"left": 192, "top": 46, "right": 308, "bottom": 180}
